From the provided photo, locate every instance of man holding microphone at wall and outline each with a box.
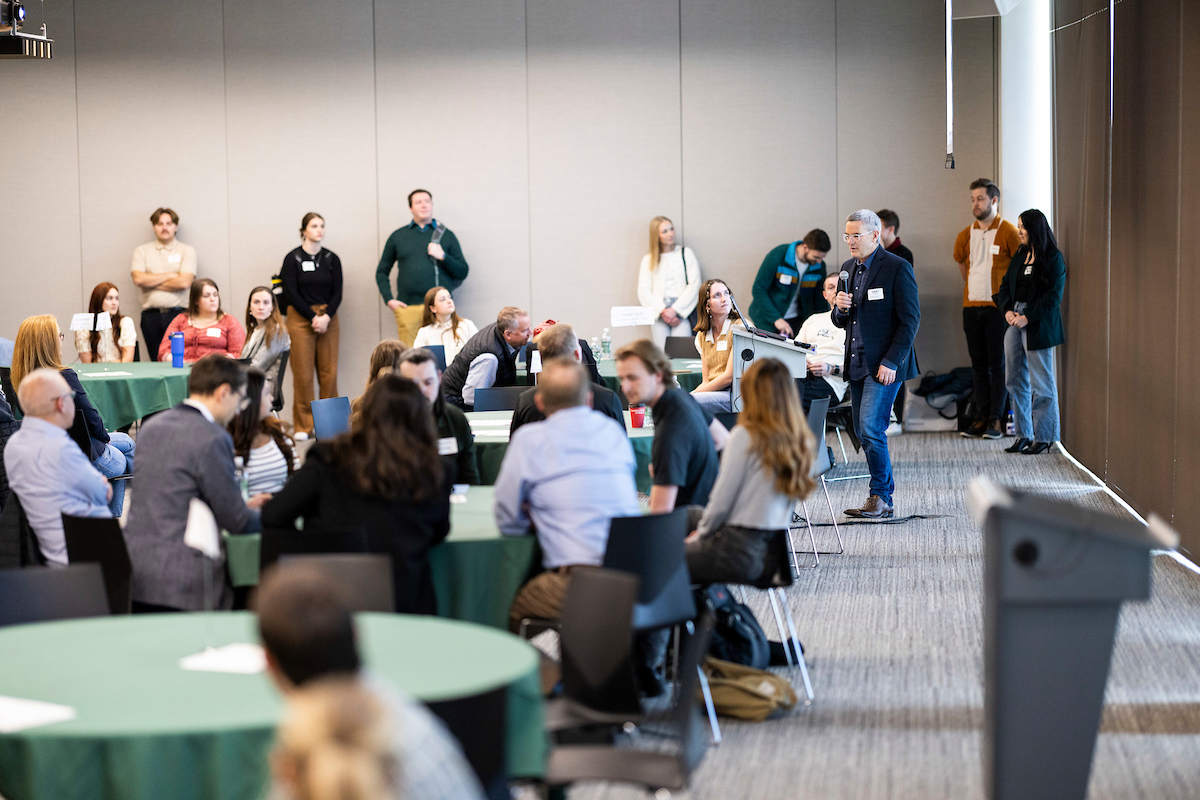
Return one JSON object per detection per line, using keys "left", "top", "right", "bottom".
{"left": 831, "top": 210, "right": 921, "bottom": 519}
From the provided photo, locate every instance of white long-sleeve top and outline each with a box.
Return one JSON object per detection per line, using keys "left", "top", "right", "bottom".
{"left": 413, "top": 317, "right": 479, "bottom": 363}
{"left": 637, "top": 247, "right": 701, "bottom": 318}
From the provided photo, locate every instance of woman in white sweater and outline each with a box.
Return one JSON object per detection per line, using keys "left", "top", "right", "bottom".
{"left": 637, "top": 216, "right": 701, "bottom": 350}
{"left": 411, "top": 285, "right": 478, "bottom": 364}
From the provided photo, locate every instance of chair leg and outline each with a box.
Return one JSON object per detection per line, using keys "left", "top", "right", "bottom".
{"left": 777, "top": 589, "right": 814, "bottom": 704}
{"left": 834, "top": 427, "right": 849, "bottom": 463}
{"left": 765, "top": 589, "right": 794, "bottom": 667}
{"left": 821, "top": 476, "right": 845, "bottom": 555}
{"left": 789, "top": 501, "right": 820, "bottom": 568}
{"left": 696, "top": 665, "right": 722, "bottom": 744}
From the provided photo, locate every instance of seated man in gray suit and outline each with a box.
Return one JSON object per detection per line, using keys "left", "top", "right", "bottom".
{"left": 125, "top": 355, "right": 270, "bottom": 612}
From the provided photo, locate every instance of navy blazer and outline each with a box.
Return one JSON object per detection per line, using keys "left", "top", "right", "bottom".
{"left": 831, "top": 246, "right": 921, "bottom": 382}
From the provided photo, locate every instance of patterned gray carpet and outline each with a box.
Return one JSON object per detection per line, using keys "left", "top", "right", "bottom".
{"left": 564, "top": 432, "right": 1200, "bottom": 799}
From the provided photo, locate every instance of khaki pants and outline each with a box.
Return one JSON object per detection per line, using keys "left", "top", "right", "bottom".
{"left": 287, "top": 306, "right": 340, "bottom": 435}
{"left": 508, "top": 567, "right": 591, "bottom": 632}
{"left": 392, "top": 304, "right": 425, "bottom": 347}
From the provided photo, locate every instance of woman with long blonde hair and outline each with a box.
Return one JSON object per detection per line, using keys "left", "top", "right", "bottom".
{"left": 636, "top": 215, "right": 702, "bottom": 349}
{"left": 12, "top": 314, "right": 135, "bottom": 517}
{"left": 684, "top": 357, "right": 815, "bottom": 584}
{"left": 411, "top": 286, "right": 478, "bottom": 363}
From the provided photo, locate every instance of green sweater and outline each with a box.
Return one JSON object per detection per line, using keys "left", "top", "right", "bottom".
{"left": 375, "top": 221, "right": 469, "bottom": 305}
{"left": 748, "top": 242, "right": 829, "bottom": 329}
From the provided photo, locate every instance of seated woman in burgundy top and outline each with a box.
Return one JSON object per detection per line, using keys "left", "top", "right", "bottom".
{"left": 158, "top": 278, "right": 246, "bottom": 363}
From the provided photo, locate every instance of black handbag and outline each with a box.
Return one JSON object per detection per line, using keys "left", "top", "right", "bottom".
{"left": 702, "top": 584, "right": 771, "bottom": 669}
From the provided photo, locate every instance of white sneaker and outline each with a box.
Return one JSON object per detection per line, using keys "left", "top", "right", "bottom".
{"left": 294, "top": 431, "right": 310, "bottom": 441}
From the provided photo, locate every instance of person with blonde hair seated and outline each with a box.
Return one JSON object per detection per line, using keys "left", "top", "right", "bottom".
{"left": 411, "top": 285, "right": 478, "bottom": 363}
{"left": 350, "top": 340, "right": 407, "bottom": 422}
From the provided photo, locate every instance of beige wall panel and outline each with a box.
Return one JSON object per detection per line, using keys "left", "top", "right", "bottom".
{"left": 373, "top": 0, "right": 530, "bottom": 333}
{"left": 222, "top": 0, "right": 379, "bottom": 406}
{"left": 73, "top": 0, "right": 229, "bottom": 362}
{"left": 526, "top": 0, "right": 683, "bottom": 347}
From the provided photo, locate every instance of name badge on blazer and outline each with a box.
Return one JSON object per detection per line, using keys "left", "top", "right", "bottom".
{"left": 438, "top": 437, "right": 459, "bottom": 456}
{"left": 867, "top": 288, "right": 884, "bottom": 301}
{"left": 1024, "top": 265, "right": 1033, "bottom": 276}
{"left": 301, "top": 261, "right": 316, "bottom": 272}
{"left": 207, "top": 327, "right": 222, "bottom": 337}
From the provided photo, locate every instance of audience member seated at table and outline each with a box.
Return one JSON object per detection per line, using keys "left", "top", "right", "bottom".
{"left": 229, "top": 367, "right": 294, "bottom": 496}
{"left": 241, "top": 286, "right": 291, "bottom": 397}
{"left": 257, "top": 562, "right": 484, "bottom": 800}
{"left": 262, "top": 375, "right": 453, "bottom": 615}
{"left": 350, "top": 339, "right": 407, "bottom": 423}
{"left": 510, "top": 323, "right": 624, "bottom": 436}
{"left": 158, "top": 278, "right": 247, "bottom": 363}
{"left": 124, "top": 356, "right": 269, "bottom": 612}
{"left": 396, "top": 347, "right": 479, "bottom": 486}
{"left": 496, "top": 359, "right": 639, "bottom": 629}
{"left": 440, "top": 306, "right": 533, "bottom": 410}
{"left": 795, "top": 274, "right": 849, "bottom": 412}
{"left": 684, "top": 358, "right": 816, "bottom": 585}
{"left": 12, "top": 314, "right": 135, "bottom": 517}
{"left": 690, "top": 279, "right": 746, "bottom": 413}
{"left": 3, "top": 369, "right": 113, "bottom": 565}
{"left": 616, "top": 340, "right": 721, "bottom": 513}
{"left": 412, "top": 285, "right": 479, "bottom": 364}
{"left": 76, "top": 282, "right": 137, "bottom": 363}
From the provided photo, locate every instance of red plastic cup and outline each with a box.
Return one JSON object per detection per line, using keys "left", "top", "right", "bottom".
{"left": 629, "top": 405, "right": 646, "bottom": 428}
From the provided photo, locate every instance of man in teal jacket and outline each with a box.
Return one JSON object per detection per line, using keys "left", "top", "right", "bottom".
{"left": 748, "top": 229, "right": 831, "bottom": 337}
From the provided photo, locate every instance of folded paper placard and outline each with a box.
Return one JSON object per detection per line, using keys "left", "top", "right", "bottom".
{"left": 179, "top": 643, "right": 266, "bottom": 674}
{"left": 610, "top": 306, "right": 656, "bottom": 327}
{"left": 69, "top": 312, "right": 112, "bottom": 332}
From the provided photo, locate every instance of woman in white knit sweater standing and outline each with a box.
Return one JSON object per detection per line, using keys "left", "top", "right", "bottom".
{"left": 637, "top": 216, "right": 702, "bottom": 350}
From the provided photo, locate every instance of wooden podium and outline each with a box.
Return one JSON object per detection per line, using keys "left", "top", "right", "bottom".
{"left": 729, "top": 327, "right": 813, "bottom": 411}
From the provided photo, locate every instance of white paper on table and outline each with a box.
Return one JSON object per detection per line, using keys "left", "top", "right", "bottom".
{"left": 69, "top": 312, "right": 112, "bottom": 332}
{"left": 468, "top": 420, "right": 512, "bottom": 428}
{"left": 81, "top": 371, "right": 133, "bottom": 377}
{"left": 610, "top": 306, "right": 656, "bottom": 327}
{"left": 0, "top": 695, "right": 77, "bottom": 733}
{"left": 529, "top": 350, "right": 542, "bottom": 374}
{"left": 179, "top": 643, "right": 266, "bottom": 674}
{"left": 183, "top": 498, "right": 220, "bottom": 559}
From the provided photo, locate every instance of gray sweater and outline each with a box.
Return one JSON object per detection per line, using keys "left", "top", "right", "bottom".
{"left": 696, "top": 426, "right": 795, "bottom": 537}
{"left": 124, "top": 403, "right": 261, "bottom": 610}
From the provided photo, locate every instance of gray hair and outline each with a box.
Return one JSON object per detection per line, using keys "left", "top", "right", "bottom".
{"left": 846, "top": 209, "right": 882, "bottom": 233}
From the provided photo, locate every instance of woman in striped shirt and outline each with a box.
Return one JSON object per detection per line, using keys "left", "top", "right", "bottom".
{"left": 228, "top": 367, "right": 295, "bottom": 495}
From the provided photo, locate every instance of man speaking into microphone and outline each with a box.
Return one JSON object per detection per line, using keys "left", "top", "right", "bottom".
{"left": 831, "top": 209, "right": 920, "bottom": 519}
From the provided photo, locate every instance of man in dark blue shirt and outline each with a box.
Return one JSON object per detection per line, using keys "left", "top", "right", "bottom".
{"left": 831, "top": 210, "right": 921, "bottom": 519}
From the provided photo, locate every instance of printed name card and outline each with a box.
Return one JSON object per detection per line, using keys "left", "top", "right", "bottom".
{"left": 610, "top": 306, "right": 656, "bottom": 327}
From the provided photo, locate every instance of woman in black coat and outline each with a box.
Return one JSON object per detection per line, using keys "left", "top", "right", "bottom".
{"left": 262, "top": 374, "right": 451, "bottom": 614}
{"left": 995, "top": 209, "right": 1066, "bottom": 455}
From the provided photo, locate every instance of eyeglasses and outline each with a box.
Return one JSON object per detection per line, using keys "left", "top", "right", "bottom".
{"left": 843, "top": 232, "right": 876, "bottom": 242}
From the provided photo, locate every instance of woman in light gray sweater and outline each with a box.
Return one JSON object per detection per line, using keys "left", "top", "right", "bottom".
{"left": 685, "top": 357, "right": 816, "bottom": 584}
{"left": 241, "top": 286, "right": 291, "bottom": 398}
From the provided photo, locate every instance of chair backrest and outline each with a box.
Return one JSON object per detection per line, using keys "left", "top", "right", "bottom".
{"left": 664, "top": 337, "right": 700, "bottom": 359}
{"left": 805, "top": 395, "right": 833, "bottom": 477}
{"left": 558, "top": 567, "right": 643, "bottom": 717}
{"left": 63, "top": 514, "right": 133, "bottom": 614}
{"left": 67, "top": 405, "right": 93, "bottom": 458}
{"left": 272, "top": 349, "right": 290, "bottom": 412}
{"left": 603, "top": 508, "right": 696, "bottom": 631}
{"left": 0, "top": 563, "right": 109, "bottom": 627}
{"left": 714, "top": 411, "right": 739, "bottom": 430}
{"left": 0, "top": 491, "right": 45, "bottom": 569}
{"left": 310, "top": 396, "right": 351, "bottom": 439}
{"left": 750, "top": 529, "right": 794, "bottom": 590}
{"left": 424, "top": 344, "right": 447, "bottom": 372}
{"left": 673, "top": 612, "right": 715, "bottom": 775}
{"left": 259, "top": 527, "right": 371, "bottom": 574}
{"left": 472, "top": 386, "right": 527, "bottom": 412}
{"left": 426, "top": 686, "right": 508, "bottom": 800}
{"left": 278, "top": 553, "right": 395, "bottom": 612}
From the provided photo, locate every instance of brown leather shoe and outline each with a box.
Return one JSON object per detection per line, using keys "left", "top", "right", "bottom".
{"left": 844, "top": 495, "right": 894, "bottom": 519}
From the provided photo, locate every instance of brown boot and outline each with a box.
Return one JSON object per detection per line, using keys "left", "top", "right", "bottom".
{"left": 844, "top": 495, "right": 894, "bottom": 519}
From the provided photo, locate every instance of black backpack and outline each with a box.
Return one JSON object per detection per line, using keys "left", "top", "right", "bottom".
{"left": 702, "top": 584, "right": 770, "bottom": 669}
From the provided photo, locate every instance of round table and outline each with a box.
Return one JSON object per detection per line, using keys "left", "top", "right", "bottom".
{"left": 0, "top": 612, "right": 544, "bottom": 799}
{"left": 75, "top": 362, "right": 192, "bottom": 429}
{"left": 596, "top": 356, "right": 703, "bottom": 394}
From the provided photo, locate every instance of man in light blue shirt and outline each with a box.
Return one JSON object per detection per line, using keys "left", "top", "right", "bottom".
{"left": 496, "top": 357, "right": 639, "bottom": 629}
{"left": 4, "top": 369, "right": 112, "bottom": 565}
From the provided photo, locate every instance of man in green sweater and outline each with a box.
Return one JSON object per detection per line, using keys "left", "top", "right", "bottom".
{"left": 375, "top": 189, "right": 470, "bottom": 345}
{"left": 747, "top": 228, "right": 831, "bottom": 337}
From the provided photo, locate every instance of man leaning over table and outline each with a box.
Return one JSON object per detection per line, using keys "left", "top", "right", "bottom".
{"left": 375, "top": 189, "right": 470, "bottom": 346}
{"left": 131, "top": 206, "right": 197, "bottom": 360}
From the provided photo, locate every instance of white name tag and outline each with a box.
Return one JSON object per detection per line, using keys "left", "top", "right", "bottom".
{"left": 1024, "top": 265, "right": 1033, "bottom": 276}
{"left": 990, "top": 244, "right": 1001, "bottom": 255}
{"left": 716, "top": 340, "right": 728, "bottom": 351}
{"left": 167, "top": 253, "right": 182, "bottom": 264}
{"left": 301, "top": 261, "right": 316, "bottom": 272}
{"left": 778, "top": 274, "right": 793, "bottom": 285}
{"left": 867, "top": 287, "right": 884, "bottom": 301}
{"left": 207, "top": 328, "right": 222, "bottom": 338}
{"left": 438, "top": 437, "right": 459, "bottom": 456}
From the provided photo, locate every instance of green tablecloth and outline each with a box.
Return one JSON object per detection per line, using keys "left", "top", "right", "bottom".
{"left": 0, "top": 612, "right": 544, "bottom": 799}
{"left": 225, "top": 487, "right": 537, "bottom": 630}
{"left": 466, "top": 410, "right": 655, "bottom": 492}
{"left": 596, "top": 356, "right": 704, "bottom": 395}
{"left": 76, "top": 362, "right": 192, "bottom": 429}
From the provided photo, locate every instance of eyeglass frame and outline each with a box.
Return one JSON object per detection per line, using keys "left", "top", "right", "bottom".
{"left": 842, "top": 231, "right": 878, "bottom": 243}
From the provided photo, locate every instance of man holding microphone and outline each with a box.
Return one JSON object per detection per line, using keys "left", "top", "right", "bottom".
{"left": 831, "top": 210, "right": 921, "bottom": 519}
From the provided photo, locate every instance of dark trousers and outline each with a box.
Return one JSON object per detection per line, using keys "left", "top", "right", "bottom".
{"left": 140, "top": 307, "right": 184, "bottom": 363}
{"left": 800, "top": 375, "right": 838, "bottom": 414}
{"left": 962, "top": 305, "right": 1007, "bottom": 421}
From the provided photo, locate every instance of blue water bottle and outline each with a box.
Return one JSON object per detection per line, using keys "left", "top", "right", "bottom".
{"left": 170, "top": 332, "right": 185, "bottom": 368}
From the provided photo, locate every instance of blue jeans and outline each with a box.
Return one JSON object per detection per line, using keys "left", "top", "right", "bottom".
{"left": 92, "top": 432, "right": 135, "bottom": 517}
{"left": 691, "top": 389, "right": 732, "bottom": 414}
{"left": 1004, "top": 303, "right": 1060, "bottom": 442}
{"left": 850, "top": 375, "right": 902, "bottom": 504}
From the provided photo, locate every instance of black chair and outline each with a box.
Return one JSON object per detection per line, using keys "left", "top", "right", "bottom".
{"left": 545, "top": 568, "right": 643, "bottom": 733}
{"left": 271, "top": 349, "right": 290, "bottom": 413}
{"left": 0, "top": 367, "right": 16, "bottom": 412}
{"left": 544, "top": 613, "right": 714, "bottom": 795}
{"left": 602, "top": 508, "right": 695, "bottom": 631}
{"left": 310, "top": 396, "right": 351, "bottom": 439}
{"left": 0, "top": 492, "right": 45, "bottom": 569}
{"left": 664, "top": 337, "right": 700, "bottom": 359}
{"left": 472, "top": 386, "right": 527, "bottom": 412}
{"left": 0, "top": 563, "right": 109, "bottom": 627}
{"left": 258, "top": 527, "right": 371, "bottom": 573}
{"left": 714, "top": 411, "right": 739, "bottom": 430}
{"left": 63, "top": 514, "right": 132, "bottom": 614}
{"left": 428, "top": 686, "right": 509, "bottom": 799}
{"left": 277, "top": 553, "right": 394, "bottom": 612}
{"left": 424, "top": 344, "right": 448, "bottom": 372}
